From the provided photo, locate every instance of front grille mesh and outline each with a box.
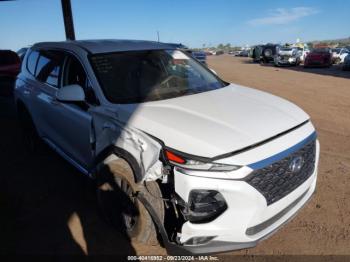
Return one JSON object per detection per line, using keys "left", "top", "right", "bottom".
{"left": 245, "top": 140, "right": 316, "bottom": 205}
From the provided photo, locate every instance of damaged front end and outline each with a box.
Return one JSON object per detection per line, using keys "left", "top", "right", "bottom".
{"left": 90, "top": 106, "right": 205, "bottom": 254}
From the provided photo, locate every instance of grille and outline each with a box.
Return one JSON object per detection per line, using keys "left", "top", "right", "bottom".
{"left": 245, "top": 140, "right": 316, "bottom": 205}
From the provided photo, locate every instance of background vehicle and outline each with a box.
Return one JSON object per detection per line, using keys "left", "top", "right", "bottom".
{"left": 342, "top": 54, "right": 350, "bottom": 70}
{"left": 0, "top": 50, "right": 21, "bottom": 96}
{"left": 339, "top": 50, "right": 350, "bottom": 64}
{"left": 0, "top": 50, "right": 21, "bottom": 78}
{"left": 260, "top": 44, "right": 281, "bottom": 64}
{"left": 304, "top": 48, "right": 332, "bottom": 68}
{"left": 165, "top": 43, "right": 207, "bottom": 65}
{"left": 186, "top": 50, "right": 207, "bottom": 65}
{"left": 332, "top": 48, "right": 349, "bottom": 64}
{"left": 296, "top": 46, "right": 310, "bottom": 63}
{"left": 238, "top": 49, "right": 249, "bottom": 57}
{"left": 249, "top": 45, "right": 263, "bottom": 62}
{"left": 274, "top": 47, "right": 301, "bottom": 66}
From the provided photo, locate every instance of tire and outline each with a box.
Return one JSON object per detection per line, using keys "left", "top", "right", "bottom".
{"left": 97, "top": 158, "right": 164, "bottom": 245}
{"left": 264, "top": 49, "right": 272, "bottom": 57}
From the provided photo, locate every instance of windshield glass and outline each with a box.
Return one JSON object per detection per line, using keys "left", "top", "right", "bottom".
{"left": 280, "top": 48, "right": 293, "bottom": 51}
{"left": 90, "top": 49, "right": 226, "bottom": 103}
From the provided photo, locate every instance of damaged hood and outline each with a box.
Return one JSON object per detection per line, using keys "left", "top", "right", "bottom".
{"left": 116, "top": 84, "right": 309, "bottom": 158}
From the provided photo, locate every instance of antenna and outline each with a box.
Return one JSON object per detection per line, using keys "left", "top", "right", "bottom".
{"left": 157, "top": 31, "right": 160, "bottom": 42}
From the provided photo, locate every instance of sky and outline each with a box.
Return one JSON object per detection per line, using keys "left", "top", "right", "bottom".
{"left": 1, "top": 0, "right": 349, "bottom": 51}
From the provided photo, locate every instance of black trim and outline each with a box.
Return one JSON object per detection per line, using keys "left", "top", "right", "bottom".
{"left": 212, "top": 120, "right": 310, "bottom": 161}
{"left": 165, "top": 120, "right": 310, "bottom": 163}
{"left": 112, "top": 147, "right": 143, "bottom": 182}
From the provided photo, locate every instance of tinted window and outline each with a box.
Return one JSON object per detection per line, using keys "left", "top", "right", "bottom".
{"left": 36, "top": 50, "right": 64, "bottom": 87}
{"left": 90, "top": 49, "right": 226, "bottom": 103}
{"left": 26, "top": 50, "right": 39, "bottom": 75}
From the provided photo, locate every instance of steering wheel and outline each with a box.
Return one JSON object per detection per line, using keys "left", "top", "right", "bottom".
{"left": 159, "top": 75, "right": 183, "bottom": 88}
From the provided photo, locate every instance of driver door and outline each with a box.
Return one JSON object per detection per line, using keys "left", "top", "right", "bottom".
{"left": 46, "top": 53, "right": 97, "bottom": 171}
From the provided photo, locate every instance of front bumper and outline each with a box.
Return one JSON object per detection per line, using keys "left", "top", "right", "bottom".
{"left": 179, "top": 187, "right": 315, "bottom": 255}
{"left": 172, "top": 124, "right": 320, "bottom": 255}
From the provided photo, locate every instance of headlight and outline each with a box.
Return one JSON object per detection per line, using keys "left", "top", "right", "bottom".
{"left": 165, "top": 149, "right": 241, "bottom": 172}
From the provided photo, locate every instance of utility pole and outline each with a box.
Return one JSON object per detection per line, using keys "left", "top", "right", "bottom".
{"left": 61, "top": 0, "right": 76, "bottom": 40}
{"left": 157, "top": 31, "right": 160, "bottom": 42}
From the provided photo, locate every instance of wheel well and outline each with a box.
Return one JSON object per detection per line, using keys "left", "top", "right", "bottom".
{"left": 96, "top": 146, "right": 143, "bottom": 183}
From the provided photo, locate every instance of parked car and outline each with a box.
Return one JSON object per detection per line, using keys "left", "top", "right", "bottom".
{"left": 0, "top": 50, "right": 21, "bottom": 78}
{"left": 342, "top": 54, "right": 350, "bottom": 70}
{"left": 238, "top": 50, "right": 249, "bottom": 57}
{"left": 296, "top": 46, "right": 310, "bottom": 63}
{"left": 164, "top": 43, "right": 207, "bottom": 65}
{"left": 274, "top": 47, "right": 301, "bottom": 66}
{"left": 304, "top": 48, "right": 332, "bottom": 68}
{"left": 331, "top": 48, "right": 349, "bottom": 64}
{"left": 15, "top": 40, "right": 319, "bottom": 255}
{"left": 339, "top": 50, "right": 350, "bottom": 64}
{"left": 186, "top": 50, "right": 207, "bottom": 65}
{"left": 215, "top": 50, "right": 224, "bottom": 56}
{"left": 260, "top": 44, "right": 281, "bottom": 64}
{"left": 0, "top": 50, "right": 21, "bottom": 96}
{"left": 249, "top": 45, "right": 263, "bottom": 62}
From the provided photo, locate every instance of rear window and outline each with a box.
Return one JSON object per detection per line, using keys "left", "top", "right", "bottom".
{"left": 26, "top": 50, "right": 40, "bottom": 75}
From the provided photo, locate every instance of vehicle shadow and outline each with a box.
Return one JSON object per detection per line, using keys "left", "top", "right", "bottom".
{"left": 280, "top": 64, "right": 350, "bottom": 79}
{"left": 0, "top": 95, "right": 137, "bottom": 258}
{"left": 237, "top": 57, "right": 350, "bottom": 79}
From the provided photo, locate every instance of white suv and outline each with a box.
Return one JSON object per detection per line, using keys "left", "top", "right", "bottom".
{"left": 15, "top": 40, "right": 319, "bottom": 255}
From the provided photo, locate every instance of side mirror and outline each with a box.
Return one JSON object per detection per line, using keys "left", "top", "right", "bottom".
{"left": 56, "top": 84, "right": 85, "bottom": 102}
{"left": 210, "top": 68, "right": 217, "bottom": 75}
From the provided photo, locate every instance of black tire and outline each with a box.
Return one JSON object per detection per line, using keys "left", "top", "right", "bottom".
{"left": 97, "top": 158, "right": 164, "bottom": 245}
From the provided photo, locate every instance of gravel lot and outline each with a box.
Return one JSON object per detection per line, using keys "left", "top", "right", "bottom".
{"left": 0, "top": 55, "right": 349, "bottom": 259}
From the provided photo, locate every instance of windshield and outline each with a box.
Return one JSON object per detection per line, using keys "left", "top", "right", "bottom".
{"left": 90, "top": 49, "right": 226, "bottom": 103}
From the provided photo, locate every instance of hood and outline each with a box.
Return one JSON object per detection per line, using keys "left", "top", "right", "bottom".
{"left": 117, "top": 84, "right": 309, "bottom": 158}
{"left": 278, "top": 49, "right": 296, "bottom": 56}
{"left": 308, "top": 52, "right": 329, "bottom": 59}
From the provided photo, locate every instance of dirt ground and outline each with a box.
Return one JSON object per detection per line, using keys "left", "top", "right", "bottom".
{"left": 0, "top": 56, "right": 349, "bottom": 260}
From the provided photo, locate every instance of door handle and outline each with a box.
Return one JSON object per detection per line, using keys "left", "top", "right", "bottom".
{"left": 50, "top": 98, "right": 60, "bottom": 106}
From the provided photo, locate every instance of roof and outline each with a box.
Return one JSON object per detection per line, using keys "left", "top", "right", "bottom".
{"left": 33, "top": 39, "right": 176, "bottom": 54}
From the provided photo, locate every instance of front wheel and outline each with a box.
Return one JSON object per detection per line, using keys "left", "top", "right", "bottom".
{"left": 97, "top": 158, "right": 164, "bottom": 245}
